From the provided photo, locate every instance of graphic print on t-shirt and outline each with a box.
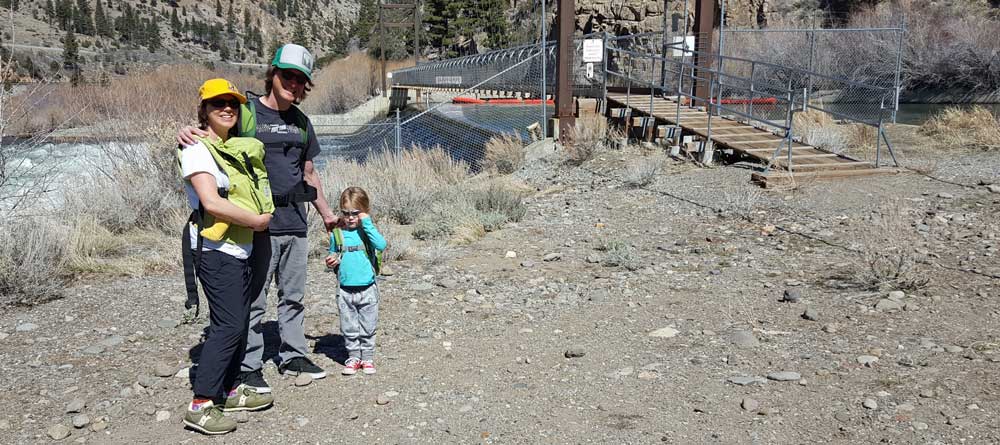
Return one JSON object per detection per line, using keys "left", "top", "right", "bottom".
{"left": 251, "top": 98, "right": 321, "bottom": 235}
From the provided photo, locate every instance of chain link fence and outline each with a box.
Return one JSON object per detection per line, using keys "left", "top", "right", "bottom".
{"left": 315, "top": 49, "right": 549, "bottom": 170}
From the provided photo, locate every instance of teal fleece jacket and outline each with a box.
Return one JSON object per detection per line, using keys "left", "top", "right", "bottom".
{"left": 329, "top": 217, "right": 387, "bottom": 286}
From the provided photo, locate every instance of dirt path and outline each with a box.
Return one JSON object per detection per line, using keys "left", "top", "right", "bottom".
{"left": 1, "top": 142, "right": 998, "bottom": 444}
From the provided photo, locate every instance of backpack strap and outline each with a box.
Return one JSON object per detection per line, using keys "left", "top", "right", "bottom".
{"left": 357, "top": 225, "right": 380, "bottom": 275}
{"left": 332, "top": 228, "right": 343, "bottom": 252}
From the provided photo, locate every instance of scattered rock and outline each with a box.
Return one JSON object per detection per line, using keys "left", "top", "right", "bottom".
{"left": 295, "top": 417, "right": 310, "bottom": 428}
{"left": 875, "top": 299, "right": 902, "bottom": 311}
{"left": 729, "top": 330, "right": 759, "bottom": 348}
{"left": 913, "top": 421, "right": 928, "bottom": 431}
{"left": 863, "top": 398, "right": 878, "bottom": 410}
{"left": 520, "top": 260, "right": 536, "bottom": 268}
{"left": 174, "top": 367, "right": 190, "bottom": 379}
{"left": 71, "top": 415, "right": 90, "bottom": 429}
{"left": 564, "top": 347, "right": 586, "bottom": 358}
{"left": 727, "top": 376, "right": 766, "bottom": 386}
{"left": 504, "top": 251, "right": 517, "bottom": 258}
{"left": 944, "top": 345, "right": 964, "bottom": 353}
{"left": 919, "top": 389, "right": 936, "bottom": 398}
{"left": 543, "top": 253, "right": 561, "bottom": 262}
{"left": 0, "top": 419, "right": 10, "bottom": 430}
{"left": 766, "top": 371, "right": 801, "bottom": 382}
{"left": 740, "top": 398, "right": 759, "bottom": 411}
{"left": 294, "top": 374, "right": 313, "bottom": 387}
{"left": 410, "top": 282, "right": 434, "bottom": 292}
{"left": 137, "top": 375, "right": 157, "bottom": 388}
{"left": 897, "top": 403, "right": 915, "bottom": 412}
{"left": 822, "top": 324, "right": 838, "bottom": 334}
{"left": 458, "top": 404, "right": 474, "bottom": 413}
{"left": 81, "top": 345, "right": 105, "bottom": 355}
{"left": 376, "top": 394, "right": 392, "bottom": 405}
{"left": 937, "top": 192, "right": 954, "bottom": 199}
{"left": 157, "top": 319, "right": 180, "bottom": 329}
{"left": 648, "top": 327, "right": 679, "bottom": 338}
{"left": 856, "top": 355, "right": 879, "bottom": 367}
{"left": 887, "top": 290, "right": 906, "bottom": 301}
{"left": 65, "top": 398, "right": 86, "bottom": 414}
{"left": 585, "top": 254, "right": 601, "bottom": 264}
{"left": 154, "top": 410, "right": 171, "bottom": 422}
{"left": 988, "top": 184, "right": 1000, "bottom": 194}
{"left": 802, "top": 307, "right": 819, "bottom": 321}
{"left": 89, "top": 421, "right": 107, "bottom": 432}
{"left": 782, "top": 289, "right": 802, "bottom": 303}
{"left": 234, "top": 412, "right": 250, "bottom": 423}
{"left": 47, "top": 424, "right": 71, "bottom": 440}
{"left": 153, "top": 363, "right": 176, "bottom": 378}
{"left": 15, "top": 322, "right": 38, "bottom": 332}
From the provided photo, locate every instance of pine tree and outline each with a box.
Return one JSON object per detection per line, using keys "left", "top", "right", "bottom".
{"left": 70, "top": 66, "right": 85, "bottom": 87}
{"left": 243, "top": 7, "right": 250, "bottom": 34}
{"left": 350, "top": 0, "right": 376, "bottom": 46}
{"left": 94, "top": 0, "right": 112, "bottom": 38}
{"left": 478, "top": 0, "right": 509, "bottom": 50}
{"left": 170, "top": 8, "right": 180, "bottom": 37}
{"left": 62, "top": 28, "right": 79, "bottom": 68}
{"left": 292, "top": 21, "right": 308, "bottom": 45}
{"left": 147, "top": 20, "right": 160, "bottom": 52}
{"left": 45, "top": 0, "right": 55, "bottom": 19}
{"left": 75, "top": 0, "right": 94, "bottom": 35}
{"left": 215, "top": 0, "right": 221, "bottom": 17}
{"left": 276, "top": 0, "right": 285, "bottom": 20}
{"left": 226, "top": 0, "right": 234, "bottom": 35}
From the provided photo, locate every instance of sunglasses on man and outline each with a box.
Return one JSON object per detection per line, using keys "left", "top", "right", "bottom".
{"left": 279, "top": 69, "right": 309, "bottom": 85}
{"left": 206, "top": 98, "right": 241, "bottom": 109}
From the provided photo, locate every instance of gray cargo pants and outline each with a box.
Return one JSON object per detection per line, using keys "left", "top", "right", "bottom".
{"left": 338, "top": 284, "right": 379, "bottom": 361}
{"left": 242, "top": 233, "right": 310, "bottom": 371}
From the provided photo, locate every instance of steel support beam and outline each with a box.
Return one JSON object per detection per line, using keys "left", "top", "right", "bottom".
{"left": 555, "top": 0, "right": 575, "bottom": 141}
{"left": 692, "top": 0, "right": 715, "bottom": 103}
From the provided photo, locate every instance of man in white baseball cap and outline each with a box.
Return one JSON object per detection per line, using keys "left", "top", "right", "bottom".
{"left": 178, "top": 43, "right": 337, "bottom": 395}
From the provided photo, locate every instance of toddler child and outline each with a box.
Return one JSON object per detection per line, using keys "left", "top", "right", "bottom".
{"left": 325, "top": 187, "right": 386, "bottom": 375}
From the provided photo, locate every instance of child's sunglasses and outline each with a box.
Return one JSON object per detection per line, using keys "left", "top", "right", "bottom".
{"left": 206, "top": 98, "right": 241, "bottom": 109}
{"left": 340, "top": 210, "right": 361, "bottom": 217}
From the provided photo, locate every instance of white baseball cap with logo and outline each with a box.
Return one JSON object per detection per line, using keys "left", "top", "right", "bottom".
{"left": 271, "top": 44, "right": 314, "bottom": 81}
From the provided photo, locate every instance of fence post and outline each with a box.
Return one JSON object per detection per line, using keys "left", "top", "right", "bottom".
{"left": 892, "top": 23, "right": 904, "bottom": 124}
{"left": 784, "top": 78, "right": 794, "bottom": 172}
{"left": 748, "top": 62, "right": 755, "bottom": 123}
{"left": 540, "top": 0, "right": 547, "bottom": 139}
{"left": 702, "top": 73, "right": 715, "bottom": 164}
{"left": 806, "top": 28, "right": 815, "bottom": 108}
{"left": 602, "top": 32, "right": 608, "bottom": 115}
{"left": 675, "top": 64, "right": 684, "bottom": 146}
{"left": 395, "top": 108, "right": 401, "bottom": 154}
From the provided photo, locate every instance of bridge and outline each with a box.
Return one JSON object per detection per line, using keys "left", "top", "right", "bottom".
{"left": 385, "top": 26, "right": 905, "bottom": 186}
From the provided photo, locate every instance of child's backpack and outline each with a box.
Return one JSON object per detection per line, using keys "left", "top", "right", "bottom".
{"left": 331, "top": 227, "right": 382, "bottom": 275}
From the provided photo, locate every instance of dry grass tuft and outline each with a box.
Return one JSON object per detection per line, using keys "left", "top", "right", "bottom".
{"left": 303, "top": 53, "right": 411, "bottom": 114}
{"left": 792, "top": 110, "right": 879, "bottom": 159}
{"left": 482, "top": 133, "right": 526, "bottom": 174}
{"left": 623, "top": 155, "right": 667, "bottom": 188}
{"left": 919, "top": 106, "right": 1000, "bottom": 150}
{"left": 0, "top": 218, "right": 70, "bottom": 306}
{"left": 850, "top": 200, "right": 928, "bottom": 290}
{"left": 566, "top": 116, "right": 621, "bottom": 165}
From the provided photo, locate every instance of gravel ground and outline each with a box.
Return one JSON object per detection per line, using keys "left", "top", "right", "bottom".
{"left": 1, "top": 132, "right": 998, "bottom": 444}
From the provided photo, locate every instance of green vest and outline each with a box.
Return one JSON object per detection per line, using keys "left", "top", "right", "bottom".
{"left": 182, "top": 136, "right": 275, "bottom": 246}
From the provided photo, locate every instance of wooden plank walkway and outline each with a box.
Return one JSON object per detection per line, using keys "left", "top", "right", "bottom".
{"left": 605, "top": 93, "right": 896, "bottom": 185}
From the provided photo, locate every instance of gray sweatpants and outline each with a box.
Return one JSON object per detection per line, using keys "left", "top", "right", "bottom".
{"left": 242, "top": 233, "right": 310, "bottom": 371}
{"left": 338, "top": 284, "right": 379, "bottom": 361}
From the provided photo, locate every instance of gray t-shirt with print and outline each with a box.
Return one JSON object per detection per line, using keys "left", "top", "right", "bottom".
{"left": 251, "top": 97, "right": 321, "bottom": 236}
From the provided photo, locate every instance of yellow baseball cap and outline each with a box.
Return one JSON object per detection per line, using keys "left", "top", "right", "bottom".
{"left": 198, "top": 78, "right": 247, "bottom": 104}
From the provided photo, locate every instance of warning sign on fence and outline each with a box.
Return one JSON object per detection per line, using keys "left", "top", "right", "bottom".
{"left": 435, "top": 76, "right": 462, "bottom": 85}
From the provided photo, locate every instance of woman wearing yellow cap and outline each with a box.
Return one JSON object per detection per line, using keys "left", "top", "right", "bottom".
{"left": 177, "top": 78, "right": 275, "bottom": 435}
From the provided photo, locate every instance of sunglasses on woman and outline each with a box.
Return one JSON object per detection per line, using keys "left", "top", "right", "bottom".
{"left": 279, "top": 69, "right": 309, "bottom": 85}
{"left": 206, "top": 98, "right": 241, "bottom": 109}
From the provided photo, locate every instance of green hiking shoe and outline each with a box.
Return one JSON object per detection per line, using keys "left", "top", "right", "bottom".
{"left": 224, "top": 384, "right": 274, "bottom": 412}
{"left": 183, "top": 402, "right": 236, "bottom": 435}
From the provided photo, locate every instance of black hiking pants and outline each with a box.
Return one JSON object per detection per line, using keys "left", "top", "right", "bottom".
{"left": 192, "top": 249, "right": 252, "bottom": 402}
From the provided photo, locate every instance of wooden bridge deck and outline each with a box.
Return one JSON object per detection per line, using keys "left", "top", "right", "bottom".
{"left": 605, "top": 93, "right": 898, "bottom": 185}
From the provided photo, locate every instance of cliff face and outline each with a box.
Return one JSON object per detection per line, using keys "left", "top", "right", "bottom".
{"left": 572, "top": 0, "right": 770, "bottom": 35}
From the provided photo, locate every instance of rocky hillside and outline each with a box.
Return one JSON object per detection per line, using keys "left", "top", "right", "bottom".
{"left": 2, "top": 0, "right": 361, "bottom": 80}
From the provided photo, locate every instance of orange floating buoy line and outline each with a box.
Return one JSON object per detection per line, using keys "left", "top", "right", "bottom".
{"left": 452, "top": 97, "right": 555, "bottom": 106}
